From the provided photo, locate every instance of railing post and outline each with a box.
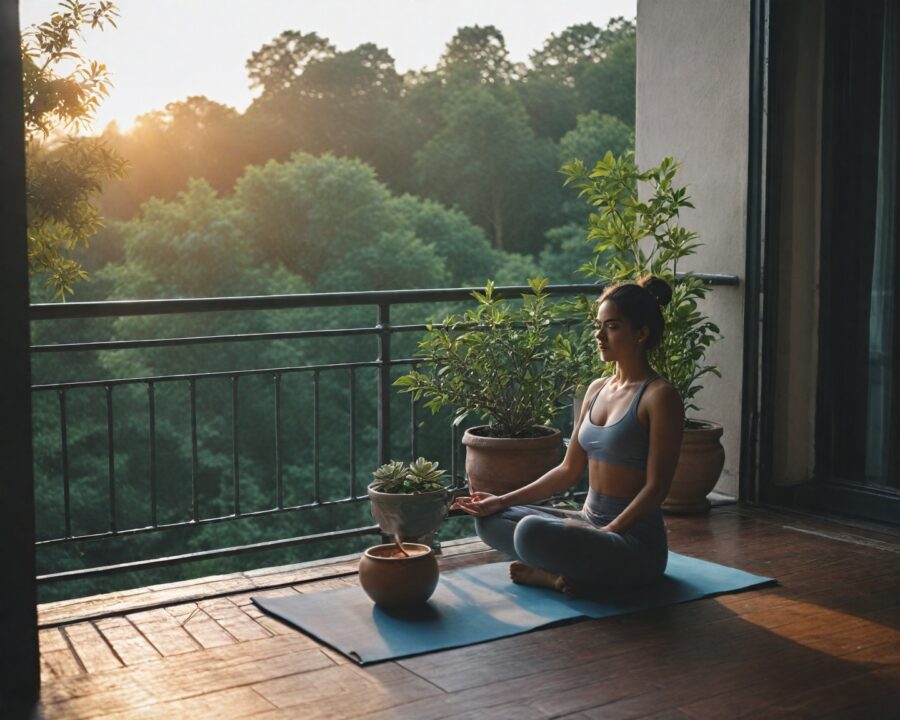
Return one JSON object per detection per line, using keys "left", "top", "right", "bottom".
{"left": 377, "top": 302, "right": 391, "bottom": 466}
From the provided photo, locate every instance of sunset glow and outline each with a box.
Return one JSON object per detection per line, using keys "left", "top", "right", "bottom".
{"left": 20, "top": 0, "right": 636, "bottom": 134}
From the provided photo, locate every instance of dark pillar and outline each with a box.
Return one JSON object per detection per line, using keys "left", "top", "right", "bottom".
{"left": 0, "top": 0, "right": 39, "bottom": 718}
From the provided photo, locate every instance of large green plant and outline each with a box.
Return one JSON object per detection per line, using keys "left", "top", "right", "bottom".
{"left": 561, "top": 152, "right": 721, "bottom": 416}
{"left": 395, "top": 277, "right": 587, "bottom": 437}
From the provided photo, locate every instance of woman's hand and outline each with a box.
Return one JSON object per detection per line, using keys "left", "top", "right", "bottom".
{"left": 451, "top": 492, "right": 506, "bottom": 517}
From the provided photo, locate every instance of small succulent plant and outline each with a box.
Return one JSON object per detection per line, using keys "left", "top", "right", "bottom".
{"left": 370, "top": 458, "right": 447, "bottom": 494}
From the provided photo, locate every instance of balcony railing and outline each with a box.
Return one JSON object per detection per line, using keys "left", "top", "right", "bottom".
{"left": 30, "top": 276, "right": 738, "bottom": 586}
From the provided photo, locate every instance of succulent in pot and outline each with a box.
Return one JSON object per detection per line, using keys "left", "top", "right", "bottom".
{"left": 395, "top": 278, "right": 591, "bottom": 495}
{"left": 367, "top": 458, "right": 450, "bottom": 542}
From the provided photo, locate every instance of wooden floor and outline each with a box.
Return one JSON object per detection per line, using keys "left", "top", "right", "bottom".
{"left": 37, "top": 506, "right": 900, "bottom": 719}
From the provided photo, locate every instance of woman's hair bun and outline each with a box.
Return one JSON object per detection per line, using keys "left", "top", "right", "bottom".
{"left": 638, "top": 275, "right": 673, "bottom": 307}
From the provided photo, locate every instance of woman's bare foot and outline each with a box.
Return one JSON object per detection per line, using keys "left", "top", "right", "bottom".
{"left": 509, "top": 561, "right": 570, "bottom": 595}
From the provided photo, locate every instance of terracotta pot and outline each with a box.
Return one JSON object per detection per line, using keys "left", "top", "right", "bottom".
{"left": 358, "top": 543, "right": 439, "bottom": 608}
{"left": 462, "top": 425, "right": 563, "bottom": 495}
{"left": 662, "top": 420, "right": 725, "bottom": 515}
{"left": 367, "top": 485, "right": 449, "bottom": 541}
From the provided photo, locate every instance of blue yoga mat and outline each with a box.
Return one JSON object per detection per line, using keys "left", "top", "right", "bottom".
{"left": 253, "top": 552, "right": 773, "bottom": 665}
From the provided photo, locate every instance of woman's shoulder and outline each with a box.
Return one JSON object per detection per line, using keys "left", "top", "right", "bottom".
{"left": 644, "top": 376, "right": 684, "bottom": 414}
{"left": 585, "top": 376, "right": 612, "bottom": 398}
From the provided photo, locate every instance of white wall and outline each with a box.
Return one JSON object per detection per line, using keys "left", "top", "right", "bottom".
{"left": 636, "top": 0, "right": 751, "bottom": 496}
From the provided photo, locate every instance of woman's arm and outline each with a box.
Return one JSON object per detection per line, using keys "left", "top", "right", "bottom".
{"left": 453, "top": 378, "right": 603, "bottom": 516}
{"left": 601, "top": 381, "right": 684, "bottom": 533}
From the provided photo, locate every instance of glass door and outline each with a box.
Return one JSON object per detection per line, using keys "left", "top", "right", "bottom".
{"left": 817, "top": 0, "right": 900, "bottom": 521}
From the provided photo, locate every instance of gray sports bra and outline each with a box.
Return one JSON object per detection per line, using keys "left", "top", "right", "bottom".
{"left": 577, "top": 375, "right": 659, "bottom": 469}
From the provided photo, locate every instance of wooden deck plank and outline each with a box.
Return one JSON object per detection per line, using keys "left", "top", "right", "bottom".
{"left": 197, "top": 597, "right": 272, "bottom": 642}
{"left": 41, "top": 635, "right": 335, "bottom": 718}
{"left": 250, "top": 662, "right": 444, "bottom": 718}
{"left": 38, "top": 628, "right": 84, "bottom": 680}
{"left": 92, "top": 686, "right": 277, "bottom": 720}
{"left": 126, "top": 607, "right": 202, "bottom": 657}
{"left": 94, "top": 616, "right": 162, "bottom": 666}
{"left": 165, "top": 603, "right": 238, "bottom": 649}
{"left": 37, "top": 509, "right": 900, "bottom": 720}
{"left": 63, "top": 622, "right": 123, "bottom": 673}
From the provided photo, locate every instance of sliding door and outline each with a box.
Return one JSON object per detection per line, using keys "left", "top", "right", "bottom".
{"left": 817, "top": 0, "right": 900, "bottom": 521}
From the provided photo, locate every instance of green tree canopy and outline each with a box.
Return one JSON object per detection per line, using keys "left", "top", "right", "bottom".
{"left": 387, "top": 194, "right": 499, "bottom": 286}
{"left": 233, "top": 153, "right": 395, "bottom": 282}
{"left": 100, "top": 96, "right": 259, "bottom": 219}
{"left": 107, "top": 179, "right": 261, "bottom": 300}
{"left": 412, "top": 87, "right": 558, "bottom": 253}
{"left": 530, "top": 18, "right": 634, "bottom": 85}
{"left": 576, "top": 32, "right": 636, "bottom": 127}
{"left": 245, "top": 30, "right": 336, "bottom": 95}
{"left": 558, "top": 110, "right": 633, "bottom": 165}
{"left": 435, "top": 25, "right": 515, "bottom": 86}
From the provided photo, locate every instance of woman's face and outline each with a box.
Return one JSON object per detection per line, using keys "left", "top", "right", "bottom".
{"left": 595, "top": 300, "right": 645, "bottom": 362}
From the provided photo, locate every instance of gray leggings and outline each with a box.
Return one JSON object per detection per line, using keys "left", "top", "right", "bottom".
{"left": 474, "top": 491, "right": 668, "bottom": 588}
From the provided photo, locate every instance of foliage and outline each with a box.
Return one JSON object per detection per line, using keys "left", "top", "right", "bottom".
{"left": 538, "top": 224, "right": 598, "bottom": 285}
{"left": 23, "top": 0, "right": 125, "bottom": 298}
{"left": 394, "top": 278, "right": 589, "bottom": 437}
{"left": 92, "top": 17, "right": 635, "bottom": 262}
{"left": 99, "top": 97, "right": 258, "bottom": 219}
{"left": 559, "top": 111, "right": 633, "bottom": 167}
{"left": 413, "top": 86, "right": 559, "bottom": 253}
{"left": 436, "top": 25, "right": 515, "bottom": 86}
{"left": 388, "top": 195, "right": 499, "bottom": 286}
{"left": 561, "top": 152, "right": 722, "bottom": 414}
{"left": 245, "top": 30, "right": 336, "bottom": 94}
{"left": 558, "top": 111, "right": 634, "bottom": 224}
{"left": 370, "top": 458, "right": 447, "bottom": 494}
{"left": 575, "top": 33, "right": 636, "bottom": 126}
{"left": 529, "top": 19, "right": 635, "bottom": 85}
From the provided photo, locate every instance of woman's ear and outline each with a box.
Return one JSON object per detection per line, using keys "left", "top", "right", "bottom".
{"left": 637, "top": 326, "right": 650, "bottom": 344}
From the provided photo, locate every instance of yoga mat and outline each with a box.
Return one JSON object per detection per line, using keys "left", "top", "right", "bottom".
{"left": 253, "top": 552, "right": 773, "bottom": 665}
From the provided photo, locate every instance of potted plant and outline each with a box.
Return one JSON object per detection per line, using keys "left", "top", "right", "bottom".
{"left": 562, "top": 152, "right": 724, "bottom": 514}
{"left": 367, "top": 457, "right": 450, "bottom": 542}
{"left": 394, "top": 278, "right": 589, "bottom": 495}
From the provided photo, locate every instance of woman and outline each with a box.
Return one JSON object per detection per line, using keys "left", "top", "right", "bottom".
{"left": 452, "top": 276, "right": 684, "bottom": 595}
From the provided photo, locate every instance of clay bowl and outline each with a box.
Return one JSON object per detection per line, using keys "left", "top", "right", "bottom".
{"left": 358, "top": 543, "right": 439, "bottom": 608}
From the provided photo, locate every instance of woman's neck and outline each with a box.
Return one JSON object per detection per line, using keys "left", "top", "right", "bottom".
{"left": 613, "top": 358, "right": 655, "bottom": 384}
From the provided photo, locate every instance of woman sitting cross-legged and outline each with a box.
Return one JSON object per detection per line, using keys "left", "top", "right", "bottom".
{"left": 451, "top": 276, "right": 684, "bottom": 595}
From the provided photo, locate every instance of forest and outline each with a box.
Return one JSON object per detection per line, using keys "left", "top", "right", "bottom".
{"left": 28, "top": 10, "right": 635, "bottom": 601}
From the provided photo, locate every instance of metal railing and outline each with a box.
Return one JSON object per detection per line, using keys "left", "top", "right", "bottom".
{"left": 30, "top": 275, "right": 738, "bottom": 583}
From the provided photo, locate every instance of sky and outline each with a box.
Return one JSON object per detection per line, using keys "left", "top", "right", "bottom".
{"left": 20, "top": 0, "right": 636, "bottom": 133}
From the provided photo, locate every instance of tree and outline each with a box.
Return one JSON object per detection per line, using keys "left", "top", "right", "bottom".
{"left": 557, "top": 111, "right": 634, "bottom": 224}
{"left": 559, "top": 111, "right": 633, "bottom": 165}
{"left": 412, "top": 87, "right": 558, "bottom": 253}
{"left": 23, "top": 0, "right": 125, "bottom": 299}
{"left": 387, "top": 194, "right": 499, "bottom": 286}
{"left": 317, "top": 230, "right": 450, "bottom": 292}
{"left": 290, "top": 43, "right": 402, "bottom": 160}
{"left": 516, "top": 74, "right": 578, "bottom": 140}
{"left": 246, "top": 30, "right": 335, "bottom": 95}
{"left": 435, "top": 25, "right": 515, "bottom": 86}
{"left": 233, "top": 153, "right": 395, "bottom": 283}
{"left": 576, "top": 33, "right": 636, "bottom": 127}
{"left": 530, "top": 19, "right": 634, "bottom": 85}
{"left": 107, "top": 179, "right": 261, "bottom": 300}
{"left": 100, "top": 96, "right": 259, "bottom": 220}
{"left": 245, "top": 37, "right": 406, "bottom": 178}
{"left": 537, "top": 223, "right": 598, "bottom": 284}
